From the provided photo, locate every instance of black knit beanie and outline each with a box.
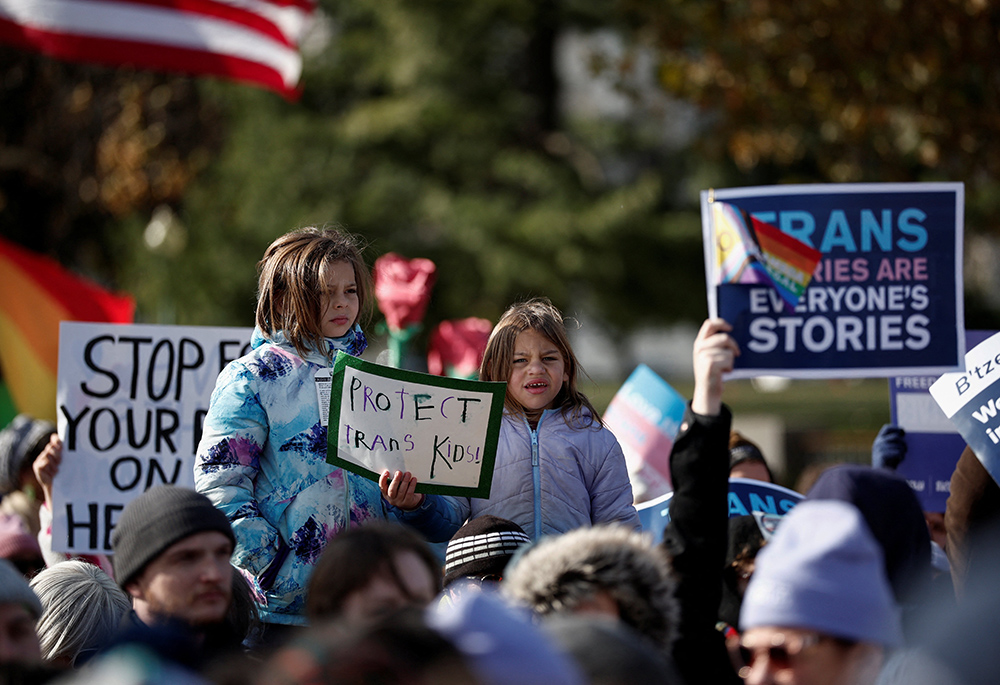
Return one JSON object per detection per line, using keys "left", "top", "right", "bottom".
{"left": 111, "top": 485, "right": 235, "bottom": 588}
{"left": 443, "top": 514, "right": 529, "bottom": 587}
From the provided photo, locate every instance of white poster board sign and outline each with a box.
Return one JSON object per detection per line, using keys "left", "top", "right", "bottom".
{"left": 327, "top": 352, "right": 505, "bottom": 497}
{"left": 53, "top": 322, "right": 253, "bottom": 554}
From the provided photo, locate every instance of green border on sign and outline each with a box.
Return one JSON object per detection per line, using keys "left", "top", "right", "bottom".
{"left": 326, "top": 352, "right": 506, "bottom": 498}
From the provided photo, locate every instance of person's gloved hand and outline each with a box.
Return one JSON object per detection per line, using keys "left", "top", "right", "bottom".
{"left": 872, "top": 424, "right": 906, "bottom": 470}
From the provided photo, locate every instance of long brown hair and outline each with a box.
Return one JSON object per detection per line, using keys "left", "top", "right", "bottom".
{"left": 479, "top": 297, "right": 601, "bottom": 426}
{"left": 255, "top": 226, "right": 372, "bottom": 359}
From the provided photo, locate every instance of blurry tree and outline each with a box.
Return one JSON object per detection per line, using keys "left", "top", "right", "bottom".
{"left": 1, "top": 1, "right": 714, "bottom": 336}
{"left": 623, "top": 0, "right": 1000, "bottom": 327}
{"left": 0, "top": 47, "right": 222, "bottom": 290}
{"left": 6, "top": 0, "right": 1000, "bottom": 337}
{"left": 132, "top": 0, "right": 709, "bottom": 333}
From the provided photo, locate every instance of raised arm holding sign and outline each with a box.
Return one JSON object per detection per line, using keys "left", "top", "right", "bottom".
{"left": 660, "top": 318, "right": 744, "bottom": 685}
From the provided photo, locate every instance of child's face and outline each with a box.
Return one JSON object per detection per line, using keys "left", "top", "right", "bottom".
{"left": 320, "top": 260, "right": 360, "bottom": 338}
{"left": 508, "top": 328, "right": 568, "bottom": 412}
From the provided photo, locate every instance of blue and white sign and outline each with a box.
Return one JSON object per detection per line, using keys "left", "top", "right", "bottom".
{"left": 637, "top": 478, "right": 803, "bottom": 543}
{"left": 930, "top": 332, "right": 1000, "bottom": 487}
{"left": 703, "top": 183, "right": 965, "bottom": 378}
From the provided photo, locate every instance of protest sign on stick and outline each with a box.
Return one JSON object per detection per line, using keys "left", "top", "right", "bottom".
{"left": 53, "top": 322, "right": 253, "bottom": 554}
{"left": 326, "top": 352, "right": 505, "bottom": 497}
{"left": 930, "top": 332, "right": 1000, "bottom": 486}
{"left": 702, "top": 183, "right": 965, "bottom": 378}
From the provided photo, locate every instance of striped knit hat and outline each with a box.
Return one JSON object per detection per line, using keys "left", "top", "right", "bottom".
{"left": 444, "top": 515, "right": 530, "bottom": 587}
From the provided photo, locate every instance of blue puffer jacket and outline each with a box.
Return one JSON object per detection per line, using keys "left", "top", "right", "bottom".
{"left": 398, "top": 408, "right": 640, "bottom": 541}
{"left": 194, "top": 328, "right": 401, "bottom": 625}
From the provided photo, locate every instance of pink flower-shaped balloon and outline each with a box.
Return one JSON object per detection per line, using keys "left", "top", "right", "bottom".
{"left": 427, "top": 317, "right": 493, "bottom": 378}
{"left": 373, "top": 253, "right": 437, "bottom": 331}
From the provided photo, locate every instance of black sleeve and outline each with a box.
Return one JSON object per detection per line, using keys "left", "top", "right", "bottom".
{"left": 661, "top": 403, "right": 741, "bottom": 685}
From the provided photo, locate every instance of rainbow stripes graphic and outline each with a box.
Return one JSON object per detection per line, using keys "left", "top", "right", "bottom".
{"left": 0, "top": 237, "right": 134, "bottom": 422}
{"left": 713, "top": 200, "right": 822, "bottom": 309}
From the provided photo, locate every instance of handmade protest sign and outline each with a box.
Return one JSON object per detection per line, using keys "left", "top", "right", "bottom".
{"left": 327, "top": 352, "right": 505, "bottom": 497}
{"left": 603, "top": 364, "right": 687, "bottom": 503}
{"left": 637, "top": 478, "right": 803, "bottom": 544}
{"left": 54, "top": 322, "right": 253, "bottom": 554}
{"left": 929, "top": 331, "right": 1000, "bottom": 486}
{"left": 701, "top": 183, "right": 965, "bottom": 378}
{"left": 890, "top": 331, "right": 993, "bottom": 511}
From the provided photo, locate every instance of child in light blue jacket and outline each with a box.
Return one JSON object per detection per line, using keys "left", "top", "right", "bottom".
{"left": 383, "top": 298, "right": 639, "bottom": 541}
{"left": 195, "top": 227, "right": 453, "bottom": 628}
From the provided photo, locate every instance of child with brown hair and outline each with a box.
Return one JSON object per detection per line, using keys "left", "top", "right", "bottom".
{"left": 385, "top": 297, "right": 639, "bottom": 541}
{"left": 195, "top": 226, "right": 425, "bottom": 630}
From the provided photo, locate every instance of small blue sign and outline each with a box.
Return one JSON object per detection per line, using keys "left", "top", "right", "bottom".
{"left": 703, "top": 183, "right": 965, "bottom": 378}
{"left": 637, "top": 478, "right": 804, "bottom": 543}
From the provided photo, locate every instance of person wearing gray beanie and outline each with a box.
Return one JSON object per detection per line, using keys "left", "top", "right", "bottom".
{"left": 0, "top": 414, "right": 56, "bottom": 542}
{"left": 0, "top": 558, "right": 43, "bottom": 666}
{"left": 738, "top": 499, "right": 903, "bottom": 685}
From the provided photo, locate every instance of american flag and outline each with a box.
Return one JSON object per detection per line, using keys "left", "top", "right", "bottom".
{"left": 0, "top": 0, "right": 315, "bottom": 98}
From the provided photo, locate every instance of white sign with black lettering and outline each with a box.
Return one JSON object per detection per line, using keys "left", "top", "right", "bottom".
{"left": 53, "top": 322, "right": 253, "bottom": 554}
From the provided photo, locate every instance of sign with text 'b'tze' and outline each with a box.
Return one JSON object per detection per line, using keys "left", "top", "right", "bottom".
{"left": 326, "top": 352, "right": 505, "bottom": 498}
{"left": 930, "top": 332, "right": 1000, "bottom": 487}
{"left": 54, "top": 322, "right": 253, "bottom": 554}
{"left": 702, "top": 183, "right": 965, "bottom": 378}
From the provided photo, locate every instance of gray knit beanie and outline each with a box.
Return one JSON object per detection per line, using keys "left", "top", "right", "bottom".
{"left": 111, "top": 485, "right": 235, "bottom": 588}
{"left": 0, "top": 558, "right": 43, "bottom": 619}
{"left": 740, "top": 499, "right": 903, "bottom": 648}
{"left": 0, "top": 414, "right": 55, "bottom": 494}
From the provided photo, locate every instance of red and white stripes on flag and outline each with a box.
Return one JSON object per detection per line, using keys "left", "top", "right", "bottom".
{"left": 0, "top": 0, "right": 315, "bottom": 99}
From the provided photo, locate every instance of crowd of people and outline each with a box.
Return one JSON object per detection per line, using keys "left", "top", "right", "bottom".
{"left": 0, "top": 226, "right": 998, "bottom": 684}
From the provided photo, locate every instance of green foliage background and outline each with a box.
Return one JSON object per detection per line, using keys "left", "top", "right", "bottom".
{"left": 3, "top": 0, "right": 1000, "bottom": 350}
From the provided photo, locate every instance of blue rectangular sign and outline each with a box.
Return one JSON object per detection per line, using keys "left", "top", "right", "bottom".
{"left": 702, "top": 183, "right": 964, "bottom": 378}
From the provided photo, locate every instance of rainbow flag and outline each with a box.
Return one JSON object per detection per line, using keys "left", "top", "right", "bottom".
{"left": 0, "top": 237, "right": 135, "bottom": 422}
{"left": 713, "top": 200, "right": 822, "bottom": 309}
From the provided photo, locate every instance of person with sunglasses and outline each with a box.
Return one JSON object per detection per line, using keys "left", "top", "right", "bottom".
{"left": 738, "top": 499, "right": 903, "bottom": 685}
